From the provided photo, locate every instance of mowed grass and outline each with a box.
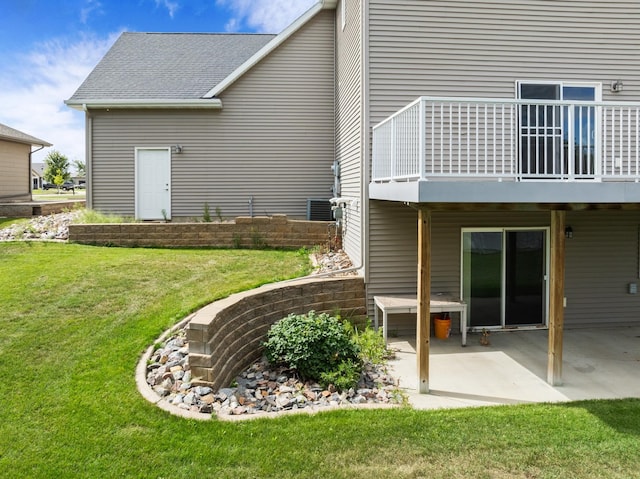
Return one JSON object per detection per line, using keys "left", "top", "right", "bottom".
{"left": 32, "top": 189, "right": 86, "bottom": 201}
{"left": 1, "top": 242, "right": 640, "bottom": 478}
{"left": 0, "top": 217, "right": 29, "bottom": 229}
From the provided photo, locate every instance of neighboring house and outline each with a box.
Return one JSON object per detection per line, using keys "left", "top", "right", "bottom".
{"left": 0, "top": 123, "right": 51, "bottom": 202}
{"left": 32, "top": 162, "right": 45, "bottom": 190}
{"left": 71, "top": 176, "right": 86, "bottom": 187}
{"left": 68, "top": 0, "right": 640, "bottom": 390}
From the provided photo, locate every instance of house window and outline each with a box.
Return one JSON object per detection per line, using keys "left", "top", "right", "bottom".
{"left": 517, "top": 81, "right": 601, "bottom": 179}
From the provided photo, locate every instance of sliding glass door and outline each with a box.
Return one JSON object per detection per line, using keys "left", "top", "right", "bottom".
{"left": 462, "top": 228, "right": 548, "bottom": 329}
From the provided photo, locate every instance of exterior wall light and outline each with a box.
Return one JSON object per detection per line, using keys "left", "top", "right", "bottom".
{"left": 611, "top": 80, "right": 624, "bottom": 93}
{"left": 565, "top": 226, "right": 573, "bottom": 239}
{"left": 172, "top": 145, "right": 183, "bottom": 154}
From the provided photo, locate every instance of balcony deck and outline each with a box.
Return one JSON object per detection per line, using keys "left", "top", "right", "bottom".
{"left": 370, "top": 97, "right": 640, "bottom": 205}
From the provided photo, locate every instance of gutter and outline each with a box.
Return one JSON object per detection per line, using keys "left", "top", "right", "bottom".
{"left": 64, "top": 98, "right": 223, "bottom": 111}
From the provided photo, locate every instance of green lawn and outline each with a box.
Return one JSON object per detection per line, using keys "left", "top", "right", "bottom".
{"left": 1, "top": 242, "right": 639, "bottom": 478}
{"left": 0, "top": 217, "right": 28, "bottom": 229}
{"left": 32, "top": 189, "right": 86, "bottom": 201}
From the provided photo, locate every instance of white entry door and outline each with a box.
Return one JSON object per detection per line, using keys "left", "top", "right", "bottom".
{"left": 135, "top": 147, "right": 171, "bottom": 220}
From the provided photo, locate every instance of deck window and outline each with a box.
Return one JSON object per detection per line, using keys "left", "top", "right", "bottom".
{"left": 518, "top": 81, "right": 601, "bottom": 179}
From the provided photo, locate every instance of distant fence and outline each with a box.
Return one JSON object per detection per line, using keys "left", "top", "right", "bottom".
{"left": 68, "top": 215, "right": 337, "bottom": 249}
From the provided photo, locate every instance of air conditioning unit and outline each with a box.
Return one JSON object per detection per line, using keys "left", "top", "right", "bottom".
{"left": 307, "top": 198, "right": 333, "bottom": 221}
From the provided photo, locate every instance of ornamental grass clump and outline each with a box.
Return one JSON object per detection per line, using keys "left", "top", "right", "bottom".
{"left": 346, "top": 320, "right": 389, "bottom": 365}
{"left": 263, "top": 310, "right": 361, "bottom": 390}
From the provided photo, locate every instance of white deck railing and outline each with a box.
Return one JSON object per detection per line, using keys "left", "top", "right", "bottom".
{"left": 372, "top": 96, "right": 640, "bottom": 182}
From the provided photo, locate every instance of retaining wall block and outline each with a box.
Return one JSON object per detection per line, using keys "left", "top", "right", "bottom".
{"left": 189, "top": 353, "right": 214, "bottom": 369}
{"left": 186, "top": 277, "right": 366, "bottom": 391}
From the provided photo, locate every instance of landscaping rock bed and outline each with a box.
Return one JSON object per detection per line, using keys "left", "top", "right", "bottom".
{"left": 0, "top": 210, "right": 81, "bottom": 241}
{"left": 310, "top": 249, "right": 356, "bottom": 275}
{"left": 146, "top": 328, "right": 404, "bottom": 418}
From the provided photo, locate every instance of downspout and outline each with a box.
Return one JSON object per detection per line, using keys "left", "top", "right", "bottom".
{"left": 313, "top": 0, "right": 366, "bottom": 279}
{"left": 361, "top": 0, "right": 370, "bottom": 285}
{"left": 329, "top": 0, "right": 364, "bottom": 278}
{"left": 29, "top": 144, "right": 46, "bottom": 195}
{"left": 83, "top": 104, "right": 92, "bottom": 209}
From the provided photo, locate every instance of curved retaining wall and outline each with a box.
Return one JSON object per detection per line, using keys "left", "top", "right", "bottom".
{"left": 186, "top": 276, "right": 366, "bottom": 390}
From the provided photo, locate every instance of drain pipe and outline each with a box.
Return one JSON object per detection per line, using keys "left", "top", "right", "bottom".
{"left": 29, "top": 144, "right": 47, "bottom": 194}
{"left": 275, "top": 201, "right": 364, "bottom": 284}
{"left": 307, "top": 197, "right": 365, "bottom": 278}
{"left": 78, "top": 103, "right": 93, "bottom": 209}
{"left": 248, "top": 196, "right": 254, "bottom": 217}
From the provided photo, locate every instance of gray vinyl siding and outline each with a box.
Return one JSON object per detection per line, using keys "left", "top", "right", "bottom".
{"left": 367, "top": 201, "right": 418, "bottom": 313}
{"left": 367, "top": 204, "right": 640, "bottom": 327}
{"left": 89, "top": 10, "right": 335, "bottom": 219}
{"left": 335, "top": 0, "right": 363, "bottom": 264}
{"left": 564, "top": 210, "right": 640, "bottom": 327}
{"left": 365, "top": 0, "right": 640, "bottom": 323}
{"left": 368, "top": 0, "right": 640, "bottom": 125}
{"left": 0, "top": 140, "right": 30, "bottom": 200}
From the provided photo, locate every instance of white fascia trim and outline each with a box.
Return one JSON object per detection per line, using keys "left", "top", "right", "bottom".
{"left": 203, "top": 0, "right": 336, "bottom": 98}
{"left": 0, "top": 135, "right": 51, "bottom": 147}
{"left": 64, "top": 98, "right": 223, "bottom": 111}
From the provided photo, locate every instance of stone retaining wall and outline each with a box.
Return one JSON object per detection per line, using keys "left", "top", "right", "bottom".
{"left": 68, "top": 215, "right": 336, "bottom": 249}
{"left": 186, "top": 276, "right": 366, "bottom": 389}
{"left": 0, "top": 200, "right": 85, "bottom": 217}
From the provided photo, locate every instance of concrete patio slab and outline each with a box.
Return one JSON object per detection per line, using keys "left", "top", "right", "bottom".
{"left": 387, "top": 325, "right": 640, "bottom": 410}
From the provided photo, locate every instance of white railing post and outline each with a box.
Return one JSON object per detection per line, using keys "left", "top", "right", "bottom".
{"left": 390, "top": 117, "right": 396, "bottom": 180}
{"left": 419, "top": 97, "right": 426, "bottom": 180}
{"left": 567, "top": 104, "right": 575, "bottom": 179}
{"left": 594, "top": 105, "right": 600, "bottom": 180}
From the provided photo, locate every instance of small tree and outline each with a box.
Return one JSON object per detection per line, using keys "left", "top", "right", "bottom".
{"left": 72, "top": 159, "right": 86, "bottom": 177}
{"left": 53, "top": 169, "right": 65, "bottom": 193}
{"left": 43, "top": 150, "right": 71, "bottom": 184}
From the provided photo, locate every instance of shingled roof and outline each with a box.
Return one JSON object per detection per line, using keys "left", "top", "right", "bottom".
{"left": 68, "top": 32, "right": 276, "bottom": 101}
{"left": 0, "top": 122, "right": 51, "bottom": 147}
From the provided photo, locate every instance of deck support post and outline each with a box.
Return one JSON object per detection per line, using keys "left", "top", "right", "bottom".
{"left": 548, "top": 210, "right": 566, "bottom": 386}
{"left": 417, "top": 208, "right": 431, "bottom": 393}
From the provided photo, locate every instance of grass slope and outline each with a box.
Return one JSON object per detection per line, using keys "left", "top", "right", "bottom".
{"left": 0, "top": 242, "right": 639, "bottom": 478}
{"left": 0, "top": 217, "right": 29, "bottom": 229}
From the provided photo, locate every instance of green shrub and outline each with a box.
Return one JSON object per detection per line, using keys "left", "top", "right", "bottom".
{"left": 263, "top": 311, "right": 360, "bottom": 381}
{"left": 202, "top": 203, "right": 211, "bottom": 222}
{"left": 215, "top": 206, "right": 224, "bottom": 222}
{"left": 348, "top": 320, "right": 389, "bottom": 365}
{"left": 319, "top": 359, "right": 362, "bottom": 391}
{"left": 250, "top": 228, "right": 267, "bottom": 248}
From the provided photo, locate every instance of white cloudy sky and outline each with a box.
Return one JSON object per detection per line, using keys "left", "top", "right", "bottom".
{"left": 0, "top": 0, "right": 316, "bottom": 168}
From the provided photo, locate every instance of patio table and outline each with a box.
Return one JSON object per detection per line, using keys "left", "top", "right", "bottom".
{"left": 373, "top": 294, "right": 467, "bottom": 346}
